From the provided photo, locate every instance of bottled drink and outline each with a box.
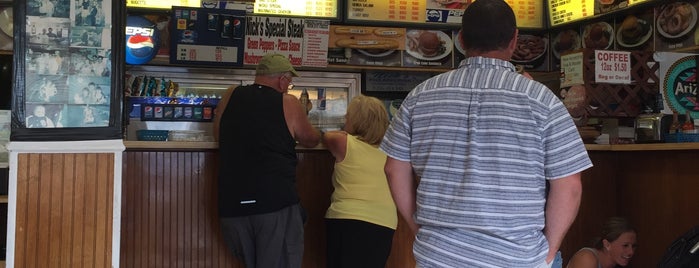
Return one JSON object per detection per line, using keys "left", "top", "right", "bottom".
{"left": 299, "top": 88, "right": 311, "bottom": 114}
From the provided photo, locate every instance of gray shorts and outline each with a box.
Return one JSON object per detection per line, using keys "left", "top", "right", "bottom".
{"left": 220, "top": 204, "right": 305, "bottom": 268}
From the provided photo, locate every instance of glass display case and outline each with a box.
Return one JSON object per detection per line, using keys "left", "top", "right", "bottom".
{"left": 124, "top": 65, "right": 360, "bottom": 141}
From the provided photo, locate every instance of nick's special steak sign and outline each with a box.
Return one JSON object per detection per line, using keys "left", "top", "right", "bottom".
{"left": 244, "top": 16, "right": 330, "bottom": 68}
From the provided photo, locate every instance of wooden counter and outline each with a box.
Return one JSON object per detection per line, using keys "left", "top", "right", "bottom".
{"left": 121, "top": 141, "right": 699, "bottom": 267}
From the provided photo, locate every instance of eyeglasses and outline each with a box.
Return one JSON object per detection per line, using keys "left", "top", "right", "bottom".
{"left": 281, "top": 75, "right": 294, "bottom": 91}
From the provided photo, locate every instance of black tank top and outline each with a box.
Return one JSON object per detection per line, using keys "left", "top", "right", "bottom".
{"left": 217, "top": 84, "right": 298, "bottom": 217}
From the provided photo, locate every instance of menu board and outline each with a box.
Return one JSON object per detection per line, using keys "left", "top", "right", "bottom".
{"left": 253, "top": 0, "right": 338, "bottom": 18}
{"left": 549, "top": 0, "right": 595, "bottom": 27}
{"left": 346, "top": 0, "right": 426, "bottom": 23}
{"left": 348, "top": 0, "right": 542, "bottom": 28}
{"left": 504, "top": 0, "right": 544, "bottom": 28}
{"left": 170, "top": 7, "right": 246, "bottom": 66}
{"left": 126, "top": 0, "right": 200, "bottom": 9}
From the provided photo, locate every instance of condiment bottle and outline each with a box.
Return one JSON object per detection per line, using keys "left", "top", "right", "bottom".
{"left": 682, "top": 111, "right": 694, "bottom": 132}
{"left": 299, "top": 88, "right": 311, "bottom": 114}
{"left": 670, "top": 112, "right": 680, "bottom": 134}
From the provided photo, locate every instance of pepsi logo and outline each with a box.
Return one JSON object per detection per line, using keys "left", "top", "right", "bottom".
{"left": 125, "top": 16, "right": 160, "bottom": 65}
{"left": 127, "top": 35, "right": 155, "bottom": 57}
{"left": 427, "top": 10, "right": 442, "bottom": 22}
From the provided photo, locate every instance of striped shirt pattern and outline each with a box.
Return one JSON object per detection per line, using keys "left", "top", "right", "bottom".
{"left": 380, "top": 57, "right": 592, "bottom": 267}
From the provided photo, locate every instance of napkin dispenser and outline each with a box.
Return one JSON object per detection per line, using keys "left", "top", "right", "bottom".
{"left": 635, "top": 113, "right": 663, "bottom": 143}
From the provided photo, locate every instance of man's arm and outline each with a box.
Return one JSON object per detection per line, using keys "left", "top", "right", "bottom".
{"left": 544, "top": 173, "right": 583, "bottom": 263}
{"left": 283, "top": 93, "right": 320, "bottom": 147}
{"left": 213, "top": 85, "right": 236, "bottom": 142}
{"left": 385, "top": 157, "right": 419, "bottom": 233}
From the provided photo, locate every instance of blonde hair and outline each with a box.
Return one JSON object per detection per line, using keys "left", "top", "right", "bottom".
{"left": 345, "top": 95, "right": 389, "bottom": 146}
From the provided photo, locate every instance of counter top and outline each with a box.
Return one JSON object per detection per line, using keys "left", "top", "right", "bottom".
{"left": 125, "top": 141, "right": 699, "bottom": 151}
{"left": 123, "top": 141, "right": 326, "bottom": 151}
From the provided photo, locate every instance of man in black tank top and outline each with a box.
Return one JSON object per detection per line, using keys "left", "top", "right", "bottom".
{"left": 214, "top": 53, "right": 321, "bottom": 268}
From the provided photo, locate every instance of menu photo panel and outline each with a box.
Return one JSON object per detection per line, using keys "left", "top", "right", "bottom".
{"left": 654, "top": 0, "right": 699, "bottom": 51}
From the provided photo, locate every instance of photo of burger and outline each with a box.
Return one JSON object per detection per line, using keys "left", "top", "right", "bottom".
{"left": 405, "top": 30, "right": 452, "bottom": 61}
{"left": 617, "top": 15, "right": 652, "bottom": 48}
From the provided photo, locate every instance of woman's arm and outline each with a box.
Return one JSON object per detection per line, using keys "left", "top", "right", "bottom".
{"left": 322, "top": 131, "right": 347, "bottom": 162}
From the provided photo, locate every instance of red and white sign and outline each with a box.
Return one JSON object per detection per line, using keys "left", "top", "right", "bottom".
{"left": 595, "top": 50, "right": 631, "bottom": 84}
{"left": 243, "top": 16, "right": 329, "bottom": 68}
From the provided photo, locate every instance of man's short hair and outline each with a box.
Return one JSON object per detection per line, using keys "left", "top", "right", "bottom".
{"left": 461, "top": 0, "right": 516, "bottom": 52}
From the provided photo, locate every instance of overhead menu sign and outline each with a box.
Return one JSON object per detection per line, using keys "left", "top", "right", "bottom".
{"left": 549, "top": 0, "right": 594, "bottom": 26}
{"left": 347, "top": 0, "right": 426, "bottom": 23}
{"left": 126, "top": 0, "right": 200, "bottom": 9}
{"left": 505, "top": 0, "right": 544, "bottom": 28}
{"left": 348, "top": 0, "right": 542, "bottom": 28}
{"left": 254, "top": 0, "right": 338, "bottom": 18}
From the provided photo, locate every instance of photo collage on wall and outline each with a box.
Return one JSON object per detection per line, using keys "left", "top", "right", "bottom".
{"left": 24, "top": 0, "right": 112, "bottom": 128}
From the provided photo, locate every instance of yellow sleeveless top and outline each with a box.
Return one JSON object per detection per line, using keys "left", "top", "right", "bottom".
{"left": 325, "top": 135, "right": 398, "bottom": 229}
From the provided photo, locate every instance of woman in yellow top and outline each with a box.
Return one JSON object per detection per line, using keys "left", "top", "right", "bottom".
{"left": 323, "top": 95, "right": 398, "bottom": 268}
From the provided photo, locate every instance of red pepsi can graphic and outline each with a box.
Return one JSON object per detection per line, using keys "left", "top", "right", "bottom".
{"left": 232, "top": 17, "right": 243, "bottom": 39}
{"left": 317, "top": 88, "right": 326, "bottom": 110}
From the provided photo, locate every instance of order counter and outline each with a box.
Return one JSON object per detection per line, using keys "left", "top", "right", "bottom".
{"left": 121, "top": 141, "right": 699, "bottom": 268}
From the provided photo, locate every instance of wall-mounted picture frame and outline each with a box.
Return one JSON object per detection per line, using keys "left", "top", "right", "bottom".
{"left": 11, "top": 0, "right": 124, "bottom": 141}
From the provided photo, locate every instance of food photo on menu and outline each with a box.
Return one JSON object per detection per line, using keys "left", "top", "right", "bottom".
{"left": 403, "top": 29, "right": 453, "bottom": 67}
{"left": 511, "top": 32, "right": 549, "bottom": 71}
{"left": 595, "top": 0, "right": 629, "bottom": 14}
{"left": 327, "top": 25, "right": 404, "bottom": 66}
{"left": 615, "top": 11, "right": 654, "bottom": 50}
{"left": 453, "top": 29, "right": 467, "bottom": 63}
{"left": 582, "top": 20, "right": 615, "bottom": 50}
{"left": 655, "top": 0, "right": 698, "bottom": 49}
{"left": 551, "top": 28, "right": 582, "bottom": 67}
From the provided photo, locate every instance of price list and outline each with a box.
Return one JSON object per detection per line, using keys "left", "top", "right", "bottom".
{"left": 549, "top": 0, "right": 594, "bottom": 26}
{"left": 347, "top": 0, "right": 425, "bottom": 23}
{"left": 505, "top": 0, "right": 543, "bottom": 28}
{"left": 176, "top": 45, "right": 238, "bottom": 63}
{"left": 126, "top": 0, "right": 200, "bottom": 9}
{"left": 254, "top": 0, "right": 337, "bottom": 18}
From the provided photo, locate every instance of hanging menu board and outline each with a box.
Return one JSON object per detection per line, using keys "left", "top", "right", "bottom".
{"left": 253, "top": 0, "right": 338, "bottom": 19}
{"left": 347, "top": 0, "right": 542, "bottom": 28}
{"left": 347, "top": 0, "right": 426, "bottom": 23}
{"left": 505, "top": 0, "right": 543, "bottom": 28}
{"left": 126, "top": 0, "right": 200, "bottom": 9}
{"left": 549, "top": 0, "right": 595, "bottom": 27}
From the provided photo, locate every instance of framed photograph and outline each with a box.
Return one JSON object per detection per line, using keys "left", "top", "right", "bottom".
{"left": 11, "top": 0, "right": 124, "bottom": 140}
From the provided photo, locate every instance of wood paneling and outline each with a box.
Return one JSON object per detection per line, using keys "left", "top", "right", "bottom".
{"left": 559, "top": 151, "right": 619, "bottom": 262}
{"left": 121, "top": 150, "right": 417, "bottom": 268}
{"left": 14, "top": 153, "right": 114, "bottom": 268}
{"left": 616, "top": 150, "right": 699, "bottom": 267}
{"left": 560, "top": 150, "right": 699, "bottom": 268}
{"left": 121, "top": 151, "right": 242, "bottom": 268}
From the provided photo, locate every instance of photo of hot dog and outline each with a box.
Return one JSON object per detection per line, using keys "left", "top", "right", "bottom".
{"left": 334, "top": 27, "right": 371, "bottom": 35}
{"left": 335, "top": 39, "right": 400, "bottom": 50}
